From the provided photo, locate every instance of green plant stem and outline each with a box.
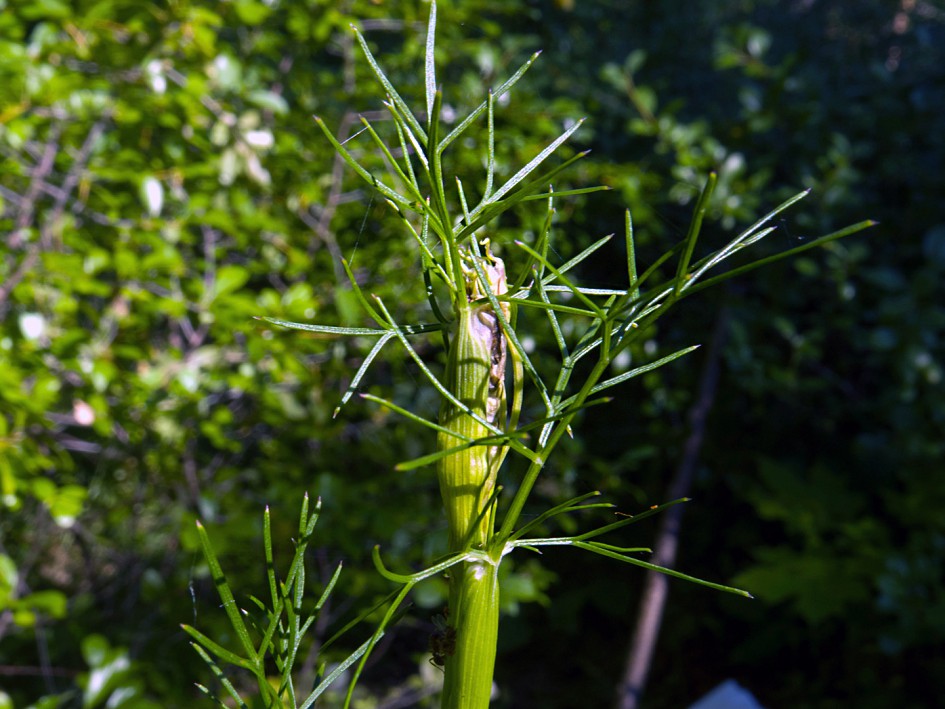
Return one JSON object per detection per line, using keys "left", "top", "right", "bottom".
{"left": 442, "top": 555, "right": 500, "bottom": 709}
{"left": 436, "top": 298, "right": 497, "bottom": 551}
{"left": 436, "top": 250, "right": 508, "bottom": 708}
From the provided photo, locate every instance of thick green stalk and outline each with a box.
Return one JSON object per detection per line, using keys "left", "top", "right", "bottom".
{"left": 441, "top": 555, "right": 500, "bottom": 709}
{"left": 436, "top": 249, "right": 508, "bottom": 708}
{"left": 437, "top": 303, "right": 498, "bottom": 550}
{"left": 436, "top": 251, "right": 508, "bottom": 551}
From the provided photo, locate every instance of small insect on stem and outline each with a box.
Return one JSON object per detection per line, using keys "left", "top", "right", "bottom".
{"left": 429, "top": 609, "right": 456, "bottom": 669}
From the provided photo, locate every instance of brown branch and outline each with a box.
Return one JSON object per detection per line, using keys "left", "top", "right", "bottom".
{"left": 0, "top": 118, "right": 107, "bottom": 313}
{"left": 299, "top": 109, "right": 398, "bottom": 290}
{"left": 0, "top": 664, "right": 79, "bottom": 678}
{"left": 0, "top": 126, "right": 63, "bottom": 315}
{"left": 46, "top": 118, "right": 108, "bottom": 238}
{"left": 300, "top": 111, "right": 361, "bottom": 284}
{"left": 615, "top": 309, "right": 730, "bottom": 709}
{"left": 11, "top": 123, "right": 63, "bottom": 244}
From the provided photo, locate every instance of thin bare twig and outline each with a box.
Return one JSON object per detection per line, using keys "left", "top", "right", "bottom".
{"left": 615, "top": 309, "right": 730, "bottom": 709}
{"left": 11, "top": 123, "right": 63, "bottom": 245}
{"left": 0, "top": 125, "right": 63, "bottom": 315}
{"left": 0, "top": 118, "right": 107, "bottom": 313}
{"left": 0, "top": 664, "right": 79, "bottom": 678}
{"left": 47, "top": 118, "right": 108, "bottom": 240}
{"left": 300, "top": 111, "right": 366, "bottom": 283}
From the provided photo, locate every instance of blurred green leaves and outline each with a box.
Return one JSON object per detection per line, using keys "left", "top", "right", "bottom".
{"left": 0, "top": 0, "right": 437, "bottom": 704}
{"left": 0, "top": 553, "right": 67, "bottom": 627}
{"left": 78, "top": 634, "right": 163, "bottom": 709}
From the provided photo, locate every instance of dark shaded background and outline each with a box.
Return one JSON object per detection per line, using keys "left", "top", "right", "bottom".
{"left": 2, "top": 1, "right": 943, "bottom": 707}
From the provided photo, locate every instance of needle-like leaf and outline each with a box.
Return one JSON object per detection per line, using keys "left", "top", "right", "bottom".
{"left": 424, "top": 1, "right": 437, "bottom": 123}
{"left": 351, "top": 25, "right": 426, "bottom": 141}
{"left": 440, "top": 51, "right": 543, "bottom": 153}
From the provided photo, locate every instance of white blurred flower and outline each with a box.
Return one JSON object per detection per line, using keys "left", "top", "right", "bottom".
{"left": 19, "top": 313, "right": 46, "bottom": 341}
{"left": 245, "top": 152, "right": 271, "bottom": 187}
{"left": 146, "top": 59, "right": 166, "bottom": 94}
{"left": 244, "top": 129, "right": 274, "bottom": 149}
{"left": 73, "top": 400, "right": 96, "bottom": 426}
{"left": 141, "top": 176, "right": 164, "bottom": 216}
{"left": 219, "top": 148, "right": 238, "bottom": 185}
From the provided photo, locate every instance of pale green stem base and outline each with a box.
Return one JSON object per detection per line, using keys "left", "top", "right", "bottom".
{"left": 441, "top": 557, "right": 500, "bottom": 709}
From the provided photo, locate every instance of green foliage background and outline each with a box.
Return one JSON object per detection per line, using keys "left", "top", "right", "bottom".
{"left": 1, "top": 0, "right": 942, "bottom": 707}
